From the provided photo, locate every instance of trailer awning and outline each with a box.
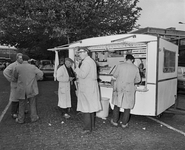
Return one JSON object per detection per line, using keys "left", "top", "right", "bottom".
{"left": 47, "top": 34, "right": 157, "bottom": 52}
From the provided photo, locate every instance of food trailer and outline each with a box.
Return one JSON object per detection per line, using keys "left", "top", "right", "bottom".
{"left": 48, "top": 34, "right": 178, "bottom": 116}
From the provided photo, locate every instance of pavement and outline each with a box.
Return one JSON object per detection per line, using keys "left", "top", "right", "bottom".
{"left": 0, "top": 71, "right": 185, "bottom": 150}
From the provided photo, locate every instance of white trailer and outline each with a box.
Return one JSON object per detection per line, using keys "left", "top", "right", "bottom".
{"left": 48, "top": 34, "right": 178, "bottom": 116}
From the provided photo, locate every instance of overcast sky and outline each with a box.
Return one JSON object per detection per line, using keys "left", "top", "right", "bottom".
{"left": 136, "top": 0, "right": 185, "bottom": 31}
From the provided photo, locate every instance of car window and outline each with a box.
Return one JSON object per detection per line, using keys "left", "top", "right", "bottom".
{"left": 178, "top": 68, "right": 182, "bottom": 75}
{"left": 178, "top": 68, "right": 182, "bottom": 73}
{"left": 182, "top": 68, "right": 185, "bottom": 76}
{"left": 42, "top": 65, "right": 54, "bottom": 69}
{"left": 178, "top": 67, "right": 185, "bottom": 77}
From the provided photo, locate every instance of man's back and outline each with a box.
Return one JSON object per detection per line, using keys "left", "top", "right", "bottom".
{"left": 16, "top": 63, "right": 39, "bottom": 85}
{"left": 114, "top": 62, "right": 140, "bottom": 84}
{"left": 14, "top": 62, "right": 43, "bottom": 99}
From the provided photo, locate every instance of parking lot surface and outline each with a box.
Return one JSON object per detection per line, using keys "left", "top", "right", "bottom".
{"left": 0, "top": 71, "right": 185, "bottom": 150}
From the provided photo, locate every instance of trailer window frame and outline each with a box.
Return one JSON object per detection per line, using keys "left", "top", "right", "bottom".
{"left": 163, "top": 48, "right": 176, "bottom": 73}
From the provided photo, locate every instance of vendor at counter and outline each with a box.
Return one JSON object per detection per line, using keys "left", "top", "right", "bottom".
{"left": 111, "top": 54, "right": 141, "bottom": 129}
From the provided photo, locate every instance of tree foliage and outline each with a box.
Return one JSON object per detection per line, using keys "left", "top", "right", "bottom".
{"left": 0, "top": 0, "right": 141, "bottom": 59}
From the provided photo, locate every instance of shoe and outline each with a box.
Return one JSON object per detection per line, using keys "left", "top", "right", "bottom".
{"left": 121, "top": 123, "right": 128, "bottom": 129}
{"left": 15, "top": 118, "right": 24, "bottom": 124}
{"left": 11, "top": 114, "right": 18, "bottom": 119}
{"left": 110, "top": 119, "right": 118, "bottom": 127}
{"left": 63, "top": 113, "right": 70, "bottom": 119}
{"left": 31, "top": 116, "right": 39, "bottom": 123}
{"left": 76, "top": 111, "right": 82, "bottom": 115}
{"left": 81, "top": 130, "right": 91, "bottom": 135}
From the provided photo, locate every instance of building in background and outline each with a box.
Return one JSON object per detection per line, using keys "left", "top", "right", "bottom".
{"left": 131, "top": 27, "right": 185, "bottom": 66}
{"left": 0, "top": 45, "right": 17, "bottom": 61}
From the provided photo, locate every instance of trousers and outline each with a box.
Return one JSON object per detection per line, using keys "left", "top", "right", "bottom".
{"left": 83, "top": 112, "right": 95, "bottom": 131}
{"left": 70, "top": 84, "right": 77, "bottom": 114}
{"left": 18, "top": 96, "right": 39, "bottom": 122}
{"left": 112, "top": 105, "right": 130, "bottom": 125}
{"left": 11, "top": 101, "right": 19, "bottom": 115}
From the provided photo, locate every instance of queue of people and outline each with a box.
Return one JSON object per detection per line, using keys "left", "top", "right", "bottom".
{"left": 3, "top": 50, "right": 141, "bottom": 135}
{"left": 56, "top": 48, "right": 102, "bottom": 134}
{"left": 56, "top": 49, "right": 141, "bottom": 134}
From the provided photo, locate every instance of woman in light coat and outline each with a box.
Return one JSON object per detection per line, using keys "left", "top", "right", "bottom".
{"left": 57, "top": 58, "right": 74, "bottom": 118}
{"left": 75, "top": 48, "right": 101, "bottom": 134}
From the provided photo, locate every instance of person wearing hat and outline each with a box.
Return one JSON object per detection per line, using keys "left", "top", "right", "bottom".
{"left": 57, "top": 57, "right": 77, "bottom": 118}
{"left": 74, "top": 48, "right": 101, "bottom": 134}
{"left": 111, "top": 54, "right": 141, "bottom": 129}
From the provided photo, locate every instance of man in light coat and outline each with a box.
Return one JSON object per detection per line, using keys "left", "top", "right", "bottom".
{"left": 13, "top": 55, "right": 43, "bottom": 124}
{"left": 3, "top": 53, "right": 23, "bottom": 119}
{"left": 75, "top": 48, "right": 101, "bottom": 134}
{"left": 57, "top": 58, "right": 76, "bottom": 118}
{"left": 111, "top": 54, "right": 141, "bottom": 128}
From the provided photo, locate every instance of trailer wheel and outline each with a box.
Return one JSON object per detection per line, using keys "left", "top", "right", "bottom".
{"left": 156, "top": 113, "right": 163, "bottom": 118}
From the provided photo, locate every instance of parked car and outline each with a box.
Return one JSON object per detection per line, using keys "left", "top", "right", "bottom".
{"left": 28, "top": 59, "right": 39, "bottom": 67}
{"left": 39, "top": 60, "right": 54, "bottom": 80}
{"left": 0, "top": 57, "right": 11, "bottom": 70}
{"left": 177, "top": 66, "right": 185, "bottom": 91}
{"left": 0, "top": 62, "right": 6, "bottom": 70}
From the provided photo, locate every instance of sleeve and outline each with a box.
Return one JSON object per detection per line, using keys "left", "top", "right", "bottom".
{"left": 113, "top": 65, "right": 119, "bottom": 78}
{"left": 12, "top": 66, "right": 19, "bottom": 82}
{"left": 134, "top": 68, "right": 141, "bottom": 83}
{"left": 74, "top": 61, "right": 91, "bottom": 79}
{"left": 35, "top": 67, "right": 44, "bottom": 80}
{"left": 3, "top": 63, "right": 14, "bottom": 82}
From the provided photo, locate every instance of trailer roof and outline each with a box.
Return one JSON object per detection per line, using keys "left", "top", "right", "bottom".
{"left": 0, "top": 45, "right": 17, "bottom": 50}
{"left": 48, "top": 34, "right": 157, "bottom": 51}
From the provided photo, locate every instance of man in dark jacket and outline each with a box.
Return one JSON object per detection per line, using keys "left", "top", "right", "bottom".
{"left": 13, "top": 55, "right": 43, "bottom": 124}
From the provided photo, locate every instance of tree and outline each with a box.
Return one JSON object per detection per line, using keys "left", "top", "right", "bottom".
{"left": 0, "top": 0, "right": 141, "bottom": 59}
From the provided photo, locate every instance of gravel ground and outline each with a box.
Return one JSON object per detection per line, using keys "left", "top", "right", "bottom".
{"left": 0, "top": 72, "right": 185, "bottom": 150}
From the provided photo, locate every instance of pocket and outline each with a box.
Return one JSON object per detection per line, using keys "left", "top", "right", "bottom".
{"left": 59, "top": 87, "right": 66, "bottom": 94}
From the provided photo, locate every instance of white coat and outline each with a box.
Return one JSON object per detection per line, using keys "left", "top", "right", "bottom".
{"left": 75, "top": 56, "right": 101, "bottom": 113}
{"left": 112, "top": 62, "right": 141, "bottom": 109}
{"left": 57, "top": 65, "right": 71, "bottom": 108}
